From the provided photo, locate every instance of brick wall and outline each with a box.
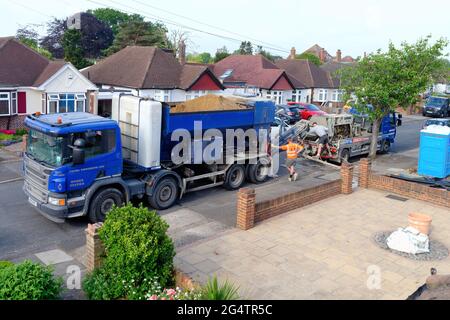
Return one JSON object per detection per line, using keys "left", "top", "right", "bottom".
{"left": 236, "top": 163, "right": 354, "bottom": 229}
{"left": 359, "top": 158, "right": 449, "bottom": 208}
{"left": 0, "top": 115, "right": 27, "bottom": 130}
{"left": 254, "top": 179, "right": 342, "bottom": 224}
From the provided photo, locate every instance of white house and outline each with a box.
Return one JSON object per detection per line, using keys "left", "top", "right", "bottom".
{"left": 0, "top": 37, "right": 97, "bottom": 129}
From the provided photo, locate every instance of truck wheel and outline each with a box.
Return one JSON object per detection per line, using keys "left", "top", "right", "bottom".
{"left": 89, "top": 188, "right": 124, "bottom": 223}
{"left": 247, "top": 160, "right": 269, "bottom": 184}
{"left": 340, "top": 149, "right": 350, "bottom": 163}
{"left": 223, "top": 164, "right": 245, "bottom": 190}
{"left": 380, "top": 140, "right": 391, "bottom": 154}
{"left": 149, "top": 177, "right": 179, "bottom": 210}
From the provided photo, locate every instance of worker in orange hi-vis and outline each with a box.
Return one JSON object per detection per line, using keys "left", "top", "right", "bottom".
{"left": 272, "top": 138, "right": 305, "bottom": 182}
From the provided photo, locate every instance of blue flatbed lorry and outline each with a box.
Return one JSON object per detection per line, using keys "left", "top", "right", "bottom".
{"left": 23, "top": 95, "right": 275, "bottom": 223}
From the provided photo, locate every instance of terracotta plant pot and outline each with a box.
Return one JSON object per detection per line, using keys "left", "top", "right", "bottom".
{"left": 408, "top": 212, "right": 432, "bottom": 235}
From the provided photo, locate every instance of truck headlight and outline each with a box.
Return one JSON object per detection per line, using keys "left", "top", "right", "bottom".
{"left": 48, "top": 196, "right": 66, "bottom": 206}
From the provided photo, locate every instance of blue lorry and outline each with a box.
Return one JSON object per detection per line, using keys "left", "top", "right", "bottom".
{"left": 23, "top": 95, "right": 275, "bottom": 223}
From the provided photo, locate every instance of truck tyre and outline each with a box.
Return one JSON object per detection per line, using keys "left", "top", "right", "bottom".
{"left": 247, "top": 160, "right": 269, "bottom": 184}
{"left": 340, "top": 149, "right": 350, "bottom": 163}
{"left": 380, "top": 140, "right": 391, "bottom": 154}
{"left": 223, "top": 164, "right": 245, "bottom": 190}
{"left": 149, "top": 177, "right": 179, "bottom": 210}
{"left": 89, "top": 188, "right": 124, "bottom": 223}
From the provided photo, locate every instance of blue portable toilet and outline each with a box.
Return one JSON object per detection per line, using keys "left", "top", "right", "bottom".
{"left": 418, "top": 127, "right": 450, "bottom": 178}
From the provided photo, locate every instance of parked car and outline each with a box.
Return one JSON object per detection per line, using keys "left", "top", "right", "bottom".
{"left": 422, "top": 118, "right": 450, "bottom": 129}
{"left": 422, "top": 96, "right": 449, "bottom": 118}
{"left": 288, "top": 102, "right": 328, "bottom": 120}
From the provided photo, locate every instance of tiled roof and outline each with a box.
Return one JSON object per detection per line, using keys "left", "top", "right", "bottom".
{"left": 0, "top": 37, "right": 63, "bottom": 87}
{"left": 212, "top": 54, "right": 296, "bottom": 90}
{"left": 275, "top": 59, "right": 335, "bottom": 88}
{"left": 82, "top": 46, "right": 224, "bottom": 90}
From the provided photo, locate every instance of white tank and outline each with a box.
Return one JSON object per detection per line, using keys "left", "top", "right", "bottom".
{"left": 112, "top": 94, "right": 162, "bottom": 169}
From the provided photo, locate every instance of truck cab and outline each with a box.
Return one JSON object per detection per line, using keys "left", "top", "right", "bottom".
{"left": 24, "top": 113, "right": 124, "bottom": 223}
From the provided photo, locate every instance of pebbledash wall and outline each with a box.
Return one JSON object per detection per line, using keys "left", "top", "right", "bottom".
{"left": 359, "top": 158, "right": 449, "bottom": 208}
{"left": 236, "top": 162, "right": 353, "bottom": 230}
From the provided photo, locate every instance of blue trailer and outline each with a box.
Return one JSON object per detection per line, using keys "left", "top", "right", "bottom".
{"left": 23, "top": 95, "right": 275, "bottom": 223}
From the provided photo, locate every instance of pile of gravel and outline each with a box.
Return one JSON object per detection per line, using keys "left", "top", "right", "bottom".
{"left": 373, "top": 231, "right": 449, "bottom": 261}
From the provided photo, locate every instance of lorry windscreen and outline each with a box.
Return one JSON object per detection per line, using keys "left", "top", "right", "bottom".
{"left": 27, "top": 130, "right": 70, "bottom": 167}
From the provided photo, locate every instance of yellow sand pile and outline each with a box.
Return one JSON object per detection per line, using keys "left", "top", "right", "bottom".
{"left": 171, "top": 95, "right": 250, "bottom": 113}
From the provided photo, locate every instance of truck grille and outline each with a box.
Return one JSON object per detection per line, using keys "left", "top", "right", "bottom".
{"left": 23, "top": 155, "right": 51, "bottom": 203}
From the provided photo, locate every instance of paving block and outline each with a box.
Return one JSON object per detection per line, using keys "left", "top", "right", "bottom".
{"left": 35, "top": 249, "right": 74, "bottom": 266}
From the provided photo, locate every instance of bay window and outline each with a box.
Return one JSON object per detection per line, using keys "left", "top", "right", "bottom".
{"left": 185, "top": 90, "right": 207, "bottom": 101}
{"left": 318, "top": 89, "right": 328, "bottom": 102}
{"left": 0, "top": 92, "right": 18, "bottom": 116}
{"left": 47, "top": 93, "right": 86, "bottom": 114}
{"left": 266, "top": 90, "right": 283, "bottom": 105}
{"left": 154, "top": 90, "right": 170, "bottom": 102}
{"left": 331, "top": 90, "right": 343, "bottom": 102}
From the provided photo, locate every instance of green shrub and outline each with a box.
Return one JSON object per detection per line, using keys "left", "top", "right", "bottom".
{"left": 83, "top": 204, "right": 175, "bottom": 300}
{"left": 201, "top": 276, "right": 240, "bottom": 300}
{"left": 0, "top": 260, "right": 63, "bottom": 300}
{"left": 0, "top": 261, "right": 14, "bottom": 270}
{"left": 14, "top": 128, "right": 28, "bottom": 136}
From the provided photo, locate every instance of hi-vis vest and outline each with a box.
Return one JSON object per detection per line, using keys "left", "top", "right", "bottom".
{"left": 281, "top": 143, "right": 304, "bottom": 159}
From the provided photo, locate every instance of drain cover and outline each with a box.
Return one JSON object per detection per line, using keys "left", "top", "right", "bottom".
{"left": 386, "top": 194, "right": 409, "bottom": 202}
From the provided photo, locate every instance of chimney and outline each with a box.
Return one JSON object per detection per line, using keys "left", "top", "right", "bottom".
{"left": 363, "top": 52, "right": 367, "bottom": 59}
{"left": 178, "top": 40, "right": 186, "bottom": 65}
{"left": 336, "top": 49, "right": 342, "bottom": 62}
{"left": 289, "top": 47, "right": 296, "bottom": 59}
{"left": 319, "top": 48, "right": 326, "bottom": 62}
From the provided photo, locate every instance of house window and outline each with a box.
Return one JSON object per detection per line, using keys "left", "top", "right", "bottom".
{"left": 318, "top": 89, "right": 328, "bottom": 102}
{"left": 292, "top": 90, "right": 302, "bottom": 103}
{"left": 266, "top": 90, "right": 283, "bottom": 105}
{"left": 47, "top": 93, "right": 86, "bottom": 114}
{"left": 331, "top": 90, "right": 343, "bottom": 102}
{"left": 0, "top": 93, "right": 10, "bottom": 116}
{"left": 154, "top": 90, "right": 170, "bottom": 102}
{"left": 0, "top": 92, "right": 18, "bottom": 116}
{"left": 186, "top": 90, "right": 207, "bottom": 101}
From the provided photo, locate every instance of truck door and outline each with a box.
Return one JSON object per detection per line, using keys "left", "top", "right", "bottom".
{"left": 66, "top": 129, "right": 122, "bottom": 192}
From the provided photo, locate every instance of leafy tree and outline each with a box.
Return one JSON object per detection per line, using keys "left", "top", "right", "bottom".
{"left": 75, "top": 12, "right": 114, "bottom": 59}
{"left": 88, "top": 8, "right": 144, "bottom": 35}
{"left": 187, "top": 52, "right": 213, "bottom": 64}
{"left": 62, "top": 29, "right": 91, "bottom": 69}
{"left": 235, "top": 41, "right": 253, "bottom": 55}
{"left": 339, "top": 36, "right": 449, "bottom": 159}
{"left": 295, "top": 52, "right": 322, "bottom": 66}
{"left": 40, "top": 18, "right": 67, "bottom": 59}
{"left": 256, "top": 45, "right": 281, "bottom": 62}
{"left": 16, "top": 25, "right": 52, "bottom": 58}
{"left": 104, "top": 19, "right": 168, "bottom": 56}
{"left": 214, "top": 46, "right": 230, "bottom": 62}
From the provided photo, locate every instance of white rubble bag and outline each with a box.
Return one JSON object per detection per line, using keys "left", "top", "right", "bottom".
{"left": 386, "top": 227, "right": 430, "bottom": 254}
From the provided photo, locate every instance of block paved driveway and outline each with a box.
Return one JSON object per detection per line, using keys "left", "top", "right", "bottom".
{"left": 175, "top": 189, "right": 450, "bottom": 300}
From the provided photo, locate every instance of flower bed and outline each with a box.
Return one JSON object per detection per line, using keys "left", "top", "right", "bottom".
{"left": 0, "top": 129, "right": 27, "bottom": 146}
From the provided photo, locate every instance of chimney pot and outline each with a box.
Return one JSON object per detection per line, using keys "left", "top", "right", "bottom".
{"left": 336, "top": 49, "right": 342, "bottom": 62}
{"left": 319, "top": 48, "right": 326, "bottom": 62}
{"left": 289, "top": 47, "right": 296, "bottom": 59}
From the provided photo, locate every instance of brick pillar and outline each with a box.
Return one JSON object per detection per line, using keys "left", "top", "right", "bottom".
{"left": 340, "top": 161, "right": 354, "bottom": 195}
{"left": 85, "top": 223, "right": 104, "bottom": 272}
{"left": 236, "top": 188, "right": 256, "bottom": 230}
{"left": 359, "top": 158, "right": 371, "bottom": 189}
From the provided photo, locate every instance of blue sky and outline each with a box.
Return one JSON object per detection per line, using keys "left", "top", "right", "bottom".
{"left": 1, "top": 0, "right": 449, "bottom": 57}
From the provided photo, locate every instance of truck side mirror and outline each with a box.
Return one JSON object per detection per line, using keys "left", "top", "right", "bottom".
{"left": 73, "top": 138, "right": 86, "bottom": 165}
{"left": 397, "top": 119, "right": 402, "bottom": 127}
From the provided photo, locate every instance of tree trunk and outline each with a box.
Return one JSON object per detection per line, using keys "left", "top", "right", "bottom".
{"left": 369, "top": 117, "right": 381, "bottom": 159}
